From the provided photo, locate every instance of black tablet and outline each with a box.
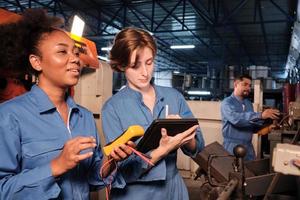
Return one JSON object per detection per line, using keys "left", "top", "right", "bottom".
{"left": 136, "top": 118, "right": 199, "bottom": 153}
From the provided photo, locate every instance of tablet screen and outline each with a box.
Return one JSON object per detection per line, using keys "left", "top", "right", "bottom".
{"left": 136, "top": 118, "right": 198, "bottom": 153}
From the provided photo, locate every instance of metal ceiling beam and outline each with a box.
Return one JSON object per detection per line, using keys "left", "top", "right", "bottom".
{"left": 269, "top": 0, "right": 295, "bottom": 23}
{"left": 221, "top": 0, "right": 255, "bottom": 65}
{"left": 125, "top": 3, "right": 206, "bottom": 70}
{"left": 188, "top": 0, "right": 235, "bottom": 62}
{"left": 153, "top": 0, "right": 182, "bottom": 32}
{"left": 2, "top": 0, "right": 26, "bottom": 11}
{"left": 127, "top": 6, "right": 148, "bottom": 30}
{"left": 15, "top": 0, "right": 24, "bottom": 11}
{"left": 62, "top": 1, "right": 188, "bottom": 71}
{"left": 98, "top": 5, "right": 123, "bottom": 35}
{"left": 257, "top": 0, "right": 271, "bottom": 66}
{"left": 63, "top": 0, "right": 123, "bottom": 34}
{"left": 151, "top": 0, "right": 155, "bottom": 31}
{"left": 221, "top": 0, "right": 249, "bottom": 24}
{"left": 79, "top": 0, "right": 197, "bottom": 71}
{"left": 2, "top": 0, "right": 70, "bottom": 24}
{"left": 212, "top": 0, "right": 220, "bottom": 23}
{"left": 155, "top": 0, "right": 219, "bottom": 57}
{"left": 182, "top": 0, "right": 186, "bottom": 30}
{"left": 188, "top": 0, "right": 214, "bottom": 25}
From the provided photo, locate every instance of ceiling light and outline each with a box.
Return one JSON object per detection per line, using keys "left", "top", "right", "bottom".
{"left": 101, "top": 47, "right": 112, "bottom": 51}
{"left": 173, "top": 70, "right": 180, "bottom": 74}
{"left": 97, "top": 55, "right": 109, "bottom": 61}
{"left": 71, "top": 15, "right": 85, "bottom": 37}
{"left": 187, "top": 90, "right": 211, "bottom": 95}
{"left": 170, "top": 45, "right": 195, "bottom": 49}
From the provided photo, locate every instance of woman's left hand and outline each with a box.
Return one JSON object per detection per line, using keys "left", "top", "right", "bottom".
{"left": 109, "top": 141, "right": 136, "bottom": 161}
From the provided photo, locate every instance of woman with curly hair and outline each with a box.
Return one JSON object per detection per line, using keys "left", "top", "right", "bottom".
{"left": 0, "top": 9, "right": 133, "bottom": 200}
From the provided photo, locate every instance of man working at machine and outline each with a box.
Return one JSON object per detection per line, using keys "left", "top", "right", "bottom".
{"left": 221, "top": 74, "right": 280, "bottom": 161}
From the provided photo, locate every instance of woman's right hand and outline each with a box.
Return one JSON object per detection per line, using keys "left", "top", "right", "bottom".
{"left": 150, "top": 125, "right": 198, "bottom": 164}
{"left": 50, "top": 136, "right": 97, "bottom": 177}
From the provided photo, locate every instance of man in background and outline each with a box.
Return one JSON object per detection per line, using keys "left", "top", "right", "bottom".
{"left": 221, "top": 74, "right": 279, "bottom": 160}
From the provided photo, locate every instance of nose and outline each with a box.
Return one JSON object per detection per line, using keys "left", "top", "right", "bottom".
{"left": 70, "top": 51, "right": 80, "bottom": 65}
{"left": 140, "top": 63, "right": 148, "bottom": 76}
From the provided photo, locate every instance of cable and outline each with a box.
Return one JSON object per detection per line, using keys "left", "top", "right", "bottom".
{"left": 127, "top": 146, "right": 154, "bottom": 167}
{"left": 99, "top": 147, "right": 155, "bottom": 200}
{"left": 100, "top": 158, "right": 117, "bottom": 200}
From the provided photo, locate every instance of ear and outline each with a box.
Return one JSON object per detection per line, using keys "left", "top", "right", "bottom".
{"left": 29, "top": 54, "right": 42, "bottom": 72}
{"left": 233, "top": 80, "right": 238, "bottom": 88}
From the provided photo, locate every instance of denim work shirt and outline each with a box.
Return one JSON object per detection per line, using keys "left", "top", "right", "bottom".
{"left": 221, "top": 93, "right": 263, "bottom": 160}
{"left": 101, "top": 85, "right": 205, "bottom": 200}
{"left": 0, "top": 85, "right": 106, "bottom": 200}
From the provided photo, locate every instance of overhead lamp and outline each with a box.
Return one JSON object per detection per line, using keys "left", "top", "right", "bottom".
{"left": 173, "top": 70, "right": 180, "bottom": 74}
{"left": 97, "top": 55, "right": 109, "bottom": 61}
{"left": 187, "top": 90, "right": 211, "bottom": 96}
{"left": 170, "top": 45, "right": 195, "bottom": 49}
{"left": 147, "top": 31, "right": 154, "bottom": 35}
{"left": 101, "top": 47, "right": 112, "bottom": 51}
{"left": 71, "top": 15, "right": 85, "bottom": 37}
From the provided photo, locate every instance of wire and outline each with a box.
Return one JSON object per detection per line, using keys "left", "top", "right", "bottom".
{"left": 99, "top": 147, "right": 155, "bottom": 200}
{"left": 100, "top": 158, "right": 117, "bottom": 200}
{"left": 127, "top": 146, "right": 154, "bottom": 166}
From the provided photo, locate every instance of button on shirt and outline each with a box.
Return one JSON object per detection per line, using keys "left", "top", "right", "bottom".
{"left": 101, "top": 85, "right": 205, "bottom": 200}
{"left": 0, "top": 85, "right": 106, "bottom": 200}
{"left": 221, "top": 93, "right": 263, "bottom": 160}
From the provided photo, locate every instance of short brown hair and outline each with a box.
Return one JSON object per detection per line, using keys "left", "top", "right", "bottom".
{"left": 109, "top": 27, "right": 157, "bottom": 72}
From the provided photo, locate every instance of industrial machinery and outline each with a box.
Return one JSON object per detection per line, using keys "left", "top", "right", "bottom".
{"left": 268, "top": 94, "right": 300, "bottom": 166}
{"left": 193, "top": 142, "right": 299, "bottom": 200}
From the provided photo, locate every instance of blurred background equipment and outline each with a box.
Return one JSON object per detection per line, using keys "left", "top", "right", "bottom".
{"left": 193, "top": 142, "right": 299, "bottom": 200}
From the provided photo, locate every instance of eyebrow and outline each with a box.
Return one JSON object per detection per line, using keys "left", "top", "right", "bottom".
{"left": 56, "top": 43, "right": 78, "bottom": 50}
{"left": 56, "top": 43, "right": 69, "bottom": 47}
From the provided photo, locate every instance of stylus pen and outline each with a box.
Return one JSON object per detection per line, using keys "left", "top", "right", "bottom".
{"left": 165, "top": 104, "right": 168, "bottom": 118}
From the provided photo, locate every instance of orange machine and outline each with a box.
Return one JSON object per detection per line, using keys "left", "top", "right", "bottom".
{"left": 0, "top": 8, "right": 22, "bottom": 24}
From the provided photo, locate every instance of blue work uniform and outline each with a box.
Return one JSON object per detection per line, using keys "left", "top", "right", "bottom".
{"left": 0, "top": 85, "right": 106, "bottom": 200}
{"left": 101, "top": 85, "right": 205, "bottom": 200}
{"left": 221, "top": 93, "right": 263, "bottom": 161}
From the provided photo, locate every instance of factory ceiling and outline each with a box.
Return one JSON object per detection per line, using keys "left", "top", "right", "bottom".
{"left": 0, "top": 0, "right": 297, "bottom": 77}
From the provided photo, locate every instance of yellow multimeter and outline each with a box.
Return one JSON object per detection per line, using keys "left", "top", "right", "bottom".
{"left": 102, "top": 125, "right": 144, "bottom": 156}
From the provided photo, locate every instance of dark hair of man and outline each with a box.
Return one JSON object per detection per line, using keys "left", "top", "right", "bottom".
{"left": 109, "top": 27, "right": 157, "bottom": 72}
{"left": 234, "top": 74, "right": 252, "bottom": 82}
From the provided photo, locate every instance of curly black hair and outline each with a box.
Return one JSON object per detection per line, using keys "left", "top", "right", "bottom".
{"left": 0, "top": 8, "right": 64, "bottom": 78}
{"left": 0, "top": 22, "right": 25, "bottom": 78}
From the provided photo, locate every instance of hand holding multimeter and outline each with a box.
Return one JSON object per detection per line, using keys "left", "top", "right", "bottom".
{"left": 103, "top": 125, "right": 145, "bottom": 156}
{"left": 103, "top": 119, "right": 199, "bottom": 164}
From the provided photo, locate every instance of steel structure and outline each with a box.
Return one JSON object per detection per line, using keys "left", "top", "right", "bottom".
{"left": 0, "top": 0, "right": 297, "bottom": 76}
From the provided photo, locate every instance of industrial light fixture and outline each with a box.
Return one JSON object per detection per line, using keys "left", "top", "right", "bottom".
{"left": 173, "top": 70, "right": 180, "bottom": 74}
{"left": 187, "top": 90, "right": 211, "bottom": 95}
{"left": 70, "top": 15, "right": 85, "bottom": 37}
{"left": 170, "top": 45, "right": 195, "bottom": 49}
{"left": 97, "top": 55, "right": 109, "bottom": 61}
{"left": 101, "top": 47, "right": 112, "bottom": 51}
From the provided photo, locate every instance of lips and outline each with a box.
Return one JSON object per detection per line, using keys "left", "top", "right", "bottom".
{"left": 139, "top": 78, "right": 148, "bottom": 82}
{"left": 67, "top": 68, "right": 80, "bottom": 75}
{"left": 67, "top": 68, "right": 80, "bottom": 76}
